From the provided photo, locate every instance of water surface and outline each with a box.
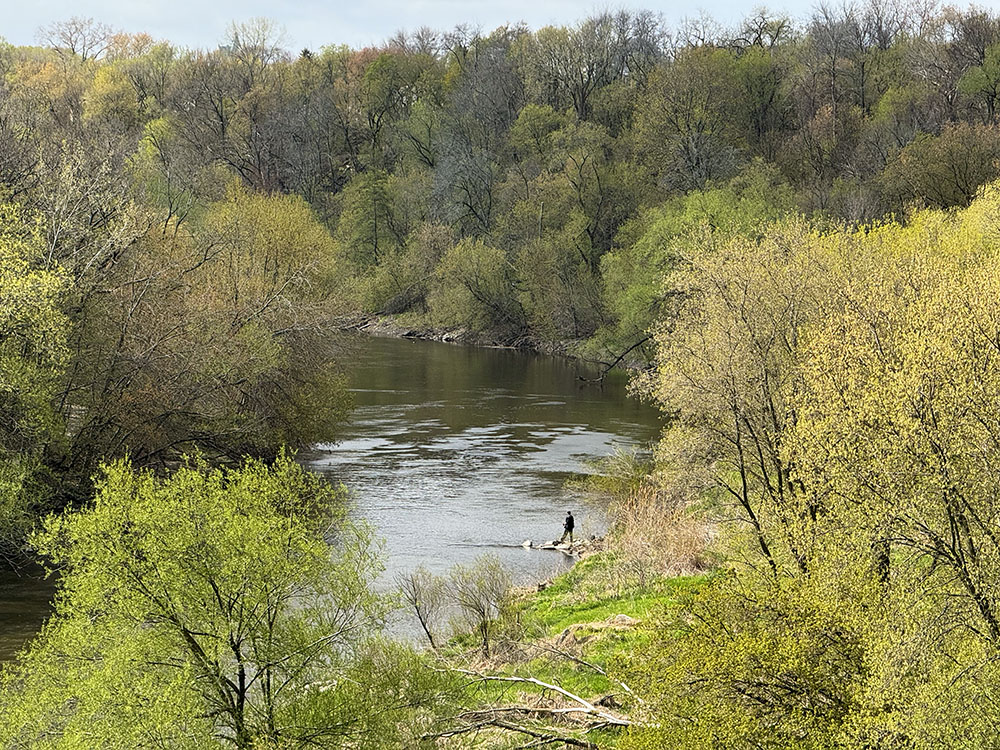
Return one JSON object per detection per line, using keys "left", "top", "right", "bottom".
{"left": 305, "top": 334, "right": 662, "bottom": 588}
{"left": 0, "top": 334, "right": 662, "bottom": 659}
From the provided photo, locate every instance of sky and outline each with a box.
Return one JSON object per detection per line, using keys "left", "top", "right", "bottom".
{"left": 4, "top": 0, "right": 832, "bottom": 53}
{"left": 8, "top": 0, "right": 1000, "bottom": 54}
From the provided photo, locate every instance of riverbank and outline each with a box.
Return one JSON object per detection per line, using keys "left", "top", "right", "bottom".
{"left": 426, "top": 458, "right": 717, "bottom": 744}
{"left": 436, "top": 548, "right": 709, "bottom": 747}
{"left": 339, "top": 313, "right": 644, "bottom": 371}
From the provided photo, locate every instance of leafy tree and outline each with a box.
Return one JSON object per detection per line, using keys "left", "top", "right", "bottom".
{"left": 447, "top": 555, "right": 512, "bottom": 657}
{"left": 82, "top": 64, "right": 141, "bottom": 129}
{"left": 959, "top": 41, "right": 1000, "bottom": 122}
{"left": 0, "top": 454, "right": 454, "bottom": 747}
{"left": 431, "top": 237, "right": 525, "bottom": 335}
{"left": 634, "top": 46, "right": 741, "bottom": 190}
{"left": 733, "top": 44, "right": 793, "bottom": 161}
{"left": 364, "top": 218, "right": 451, "bottom": 315}
{"left": 590, "top": 161, "right": 796, "bottom": 367}
{"left": 0, "top": 204, "right": 68, "bottom": 558}
{"left": 881, "top": 121, "right": 1000, "bottom": 208}
{"left": 53, "top": 186, "right": 350, "bottom": 496}
{"left": 129, "top": 115, "right": 212, "bottom": 233}
{"left": 626, "top": 182, "right": 1000, "bottom": 749}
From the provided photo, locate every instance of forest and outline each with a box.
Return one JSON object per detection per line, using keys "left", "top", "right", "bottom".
{"left": 6, "top": 2, "right": 1000, "bottom": 747}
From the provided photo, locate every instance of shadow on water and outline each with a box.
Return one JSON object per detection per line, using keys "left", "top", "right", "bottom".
{"left": 0, "top": 564, "right": 57, "bottom": 662}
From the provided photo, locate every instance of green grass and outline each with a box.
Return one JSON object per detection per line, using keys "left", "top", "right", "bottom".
{"left": 520, "top": 552, "right": 707, "bottom": 634}
{"left": 433, "top": 553, "right": 713, "bottom": 747}
{"left": 498, "top": 553, "right": 710, "bottom": 702}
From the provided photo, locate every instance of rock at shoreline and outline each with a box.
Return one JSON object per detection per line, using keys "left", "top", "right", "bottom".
{"left": 529, "top": 536, "right": 604, "bottom": 558}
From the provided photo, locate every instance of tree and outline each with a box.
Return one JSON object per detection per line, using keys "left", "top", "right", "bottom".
{"left": 591, "top": 161, "right": 796, "bottom": 368}
{"left": 0, "top": 203, "right": 68, "bottom": 558}
{"left": 958, "top": 41, "right": 1000, "bottom": 122}
{"left": 515, "top": 13, "right": 665, "bottom": 121}
{"left": 433, "top": 28, "right": 524, "bottom": 235}
{"left": 38, "top": 17, "right": 115, "bottom": 63}
{"left": 0, "top": 454, "right": 452, "bottom": 747}
{"left": 733, "top": 44, "right": 794, "bottom": 161}
{"left": 626, "top": 182, "right": 1000, "bottom": 749}
{"left": 82, "top": 63, "right": 141, "bottom": 129}
{"left": 52, "top": 186, "right": 351, "bottom": 498}
{"left": 634, "top": 47, "right": 742, "bottom": 190}
{"left": 881, "top": 121, "right": 1000, "bottom": 208}
{"left": 398, "top": 565, "right": 447, "bottom": 649}
{"left": 430, "top": 237, "right": 525, "bottom": 335}
{"left": 448, "top": 555, "right": 512, "bottom": 657}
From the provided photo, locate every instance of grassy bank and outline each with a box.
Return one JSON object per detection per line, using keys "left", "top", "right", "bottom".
{"left": 429, "top": 547, "right": 710, "bottom": 748}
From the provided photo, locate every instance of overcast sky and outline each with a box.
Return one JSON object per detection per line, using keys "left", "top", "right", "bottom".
{"left": 8, "top": 0, "right": 1000, "bottom": 53}
{"left": 2, "top": 0, "right": 847, "bottom": 53}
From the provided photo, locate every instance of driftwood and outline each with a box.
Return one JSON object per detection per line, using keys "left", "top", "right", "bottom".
{"left": 425, "top": 716, "right": 600, "bottom": 748}
{"left": 423, "top": 665, "right": 638, "bottom": 748}
{"left": 449, "top": 668, "right": 633, "bottom": 728}
{"left": 516, "top": 640, "right": 643, "bottom": 706}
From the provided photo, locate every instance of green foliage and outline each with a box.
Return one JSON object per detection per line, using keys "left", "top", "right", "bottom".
{"left": 0, "top": 204, "right": 67, "bottom": 452}
{"left": 56, "top": 185, "right": 351, "bottom": 488}
{"left": 628, "top": 182, "right": 1000, "bottom": 748}
{"left": 509, "top": 104, "right": 566, "bottom": 161}
{"left": 622, "top": 572, "right": 869, "bottom": 750}
{"left": 447, "top": 555, "right": 513, "bottom": 657}
{"left": 129, "top": 115, "right": 225, "bottom": 231}
{"left": 0, "top": 454, "right": 451, "bottom": 748}
{"left": 635, "top": 46, "right": 741, "bottom": 190}
{"left": 881, "top": 122, "right": 1000, "bottom": 208}
{"left": 588, "top": 161, "right": 796, "bottom": 364}
{"left": 958, "top": 42, "right": 1000, "bottom": 122}
{"left": 334, "top": 169, "right": 395, "bottom": 270}
{"left": 12, "top": 11, "right": 1000, "bottom": 743}
{"left": 430, "top": 238, "right": 525, "bottom": 333}
{"left": 82, "top": 64, "right": 140, "bottom": 127}
{"left": 0, "top": 203, "right": 67, "bottom": 554}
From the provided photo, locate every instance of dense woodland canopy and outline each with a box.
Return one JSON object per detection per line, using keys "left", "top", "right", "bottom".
{"left": 7, "top": 4, "right": 1000, "bottom": 512}
{"left": 12, "top": 3, "right": 1000, "bottom": 747}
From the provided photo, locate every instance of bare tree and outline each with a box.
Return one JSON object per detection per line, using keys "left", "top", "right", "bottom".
{"left": 447, "top": 556, "right": 512, "bottom": 657}
{"left": 397, "top": 566, "right": 447, "bottom": 649}
{"left": 225, "top": 18, "right": 289, "bottom": 90}
{"left": 38, "top": 17, "right": 115, "bottom": 62}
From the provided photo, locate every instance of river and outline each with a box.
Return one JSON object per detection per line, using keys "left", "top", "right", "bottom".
{"left": 0, "top": 334, "right": 662, "bottom": 660}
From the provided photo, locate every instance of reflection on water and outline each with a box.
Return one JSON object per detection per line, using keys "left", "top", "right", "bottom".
{"left": 0, "top": 566, "right": 56, "bottom": 662}
{"left": 0, "top": 334, "right": 662, "bottom": 659}
{"left": 305, "top": 334, "right": 662, "bottom": 595}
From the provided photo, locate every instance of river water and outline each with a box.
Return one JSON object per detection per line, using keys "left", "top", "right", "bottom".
{"left": 0, "top": 334, "right": 662, "bottom": 660}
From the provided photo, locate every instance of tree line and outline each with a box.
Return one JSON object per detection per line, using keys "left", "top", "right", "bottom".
{"left": 5, "top": 4, "right": 1000, "bottom": 517}
{"left": 9, "top": 4, "right": 1000, "bottom": 745}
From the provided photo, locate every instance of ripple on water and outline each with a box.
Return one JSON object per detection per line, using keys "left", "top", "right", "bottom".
{"left": 0, "top": 334, "right": 662, "bottom": 655}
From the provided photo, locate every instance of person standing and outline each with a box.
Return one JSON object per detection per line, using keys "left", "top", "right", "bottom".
{"left": 560, "top": 511, "right": 574, "bottom": 544}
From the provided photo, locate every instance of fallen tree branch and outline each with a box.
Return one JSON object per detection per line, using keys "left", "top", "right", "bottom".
{"left": 458, "top": 705, "right": 614, "bottom": 721}
{"left": 447, "top": 668, "right": 633, "bottom": 728}
{"left": 421, "top": 717, "right": 599, "bottom": 749}
{"left": 515, "top": 640, "right": 644, "bottom": 705}
{"left": 577, "top": 334, "right": 653, "bottom": 383}
{"left": 493, "top": 719, "right": 599, "bottom": 748}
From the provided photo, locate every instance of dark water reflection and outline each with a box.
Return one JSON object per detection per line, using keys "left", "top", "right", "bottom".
{"left": 0, "top": 334, "right": 662, "bottom": 660}
{"left": 0, "top": 565, "right": 56, "bottom": 662}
